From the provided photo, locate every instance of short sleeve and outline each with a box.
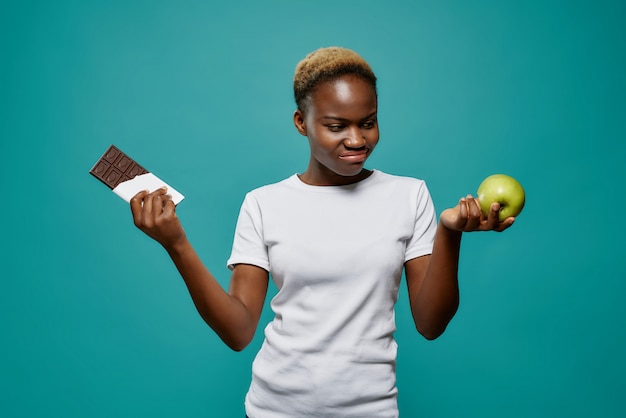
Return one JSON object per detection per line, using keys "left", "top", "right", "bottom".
{"left": 226, "top": 193, "right": 270, "bottom": 271}
{"left": 404, "top": 182, "right": 437, "bottom": 262}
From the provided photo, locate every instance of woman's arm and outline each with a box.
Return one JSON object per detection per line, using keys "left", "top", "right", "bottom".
{"left": 130, "top": 188, "right": 268, "bottom": 351}
{"left": 405, "top": 195, "right": 514, "bottom": 340}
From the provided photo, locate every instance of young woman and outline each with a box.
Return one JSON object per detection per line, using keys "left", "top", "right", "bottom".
{"left": 130, "top": 47, "right": 514, "bottom": 417}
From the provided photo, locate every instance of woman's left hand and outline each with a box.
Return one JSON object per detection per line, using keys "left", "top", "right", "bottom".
{"left": 439, "top": 195, "right": 515, "bottom": 233}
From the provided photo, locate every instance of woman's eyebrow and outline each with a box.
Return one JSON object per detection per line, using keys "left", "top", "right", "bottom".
{"left": 320, "top": 112, "right": 377, "bottom": 122}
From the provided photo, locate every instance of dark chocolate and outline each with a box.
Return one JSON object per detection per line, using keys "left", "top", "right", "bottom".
{"left": 89, "top": 145, "right": 149, "bottom": 189}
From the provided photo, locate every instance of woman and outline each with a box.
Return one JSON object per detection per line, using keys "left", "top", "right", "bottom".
{"left": 130, "top": 47, "right": 514, "bottom": 417}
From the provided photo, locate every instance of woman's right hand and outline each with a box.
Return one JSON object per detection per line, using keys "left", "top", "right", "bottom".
{"left": 130, "top": 187, "right": 187, "bottom": 251}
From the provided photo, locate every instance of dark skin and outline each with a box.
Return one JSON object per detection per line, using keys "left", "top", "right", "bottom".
{"left": 131, "top": 74, "right": 514, "bottom": 351}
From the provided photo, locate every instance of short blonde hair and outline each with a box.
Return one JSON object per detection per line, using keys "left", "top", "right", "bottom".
{"left": 293, "top": 46, "right": 377, "bottom": 112}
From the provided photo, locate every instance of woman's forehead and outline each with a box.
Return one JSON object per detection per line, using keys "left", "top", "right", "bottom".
{"left": 310, "top": 76, "right": 377, "bottom": 108}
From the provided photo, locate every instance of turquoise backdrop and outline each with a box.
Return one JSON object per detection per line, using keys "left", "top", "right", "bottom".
{"left": 2, "top": 0, "right": 625, "bottom": 417}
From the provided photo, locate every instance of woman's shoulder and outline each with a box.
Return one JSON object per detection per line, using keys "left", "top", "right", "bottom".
{"left": 372, "top": 170, "right": 428, "bottom": 188}
{"left": 243, "top": 174, "right": 300, "bottom": 199}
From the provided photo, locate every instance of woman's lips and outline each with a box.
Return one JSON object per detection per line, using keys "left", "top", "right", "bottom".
{"left": 339, "top": 150, "right": 368, "bottom": 163}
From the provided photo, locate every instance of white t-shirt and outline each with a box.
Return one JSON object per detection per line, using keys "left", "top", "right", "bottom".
{"left": 227, "top": 170, "right": 437, "bottom": 418}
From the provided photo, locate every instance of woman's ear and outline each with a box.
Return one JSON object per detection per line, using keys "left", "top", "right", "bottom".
{"left": 293, "top": 109, "right": 307, "bottom": 136}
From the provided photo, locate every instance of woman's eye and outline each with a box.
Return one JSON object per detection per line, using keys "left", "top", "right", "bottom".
{"left": 361, "top": 120, "right": 376, "bottom": 129}
{"left": 327, "top": 125, "right": 344, "bottom": 132}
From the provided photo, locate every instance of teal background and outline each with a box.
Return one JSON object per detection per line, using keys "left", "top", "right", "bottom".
{"left": 2, "top": 0, "right": 625, "bottom": 417}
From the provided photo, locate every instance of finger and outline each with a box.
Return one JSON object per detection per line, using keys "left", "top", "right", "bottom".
{"left": 464, "top": 196, "right": 481, "bottom": 230}
{"left": 458, "top": 197, "right": 468, "bottom": 228}
{"left": 130, "top": 190, "right": 149, "bottom": 226}
{"left": 485, "top": 202, "right": 501, "bottom": 230}
{"left": 155, "top": 192, "right": 173, "bottom": 213}
{"left": 148, "top": 186, "right": 168, "bottom": 198}
{"left": 495, "top": 217, "right": 515, "bottom": 232}
{"left": 162, "top": 199, "right": 176, "bottom": 218}
{"left": 161, "top": 193, "right": 173, "bottom": 208}
{"left": 154, "top": 191, "right": 163, "bottom": 204}
{"left": 142, "top": 191, "right": 155, "bottom": 226}
{"left": 131, "top": 189, "right": 150, "bottom": 201}
{"left": 468, "top": 196, "right": 482, "bottom": 218}
{"left": 152, "top": 193, "right": 165, "bottom": 220}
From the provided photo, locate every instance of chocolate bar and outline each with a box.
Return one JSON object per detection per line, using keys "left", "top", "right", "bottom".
{"left": 89, "top": 145, "right": 149, "bottom": 189}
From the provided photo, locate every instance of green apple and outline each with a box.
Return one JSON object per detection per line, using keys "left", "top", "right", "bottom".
{"left": 477, "top": 174, "right": 525, "bottom": 222}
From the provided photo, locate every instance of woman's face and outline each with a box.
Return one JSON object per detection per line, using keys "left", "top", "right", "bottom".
{"left": 294, "top": 75, "right": 379, "bottom": 186}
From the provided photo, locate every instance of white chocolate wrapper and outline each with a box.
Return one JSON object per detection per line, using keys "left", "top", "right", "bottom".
{"left": 112, "top": 172, "right": 184, "bottom": 205}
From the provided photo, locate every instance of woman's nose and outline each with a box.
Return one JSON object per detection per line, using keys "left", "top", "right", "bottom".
{"left": 343, "top": 127, "right": 366, "bottom": 148}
